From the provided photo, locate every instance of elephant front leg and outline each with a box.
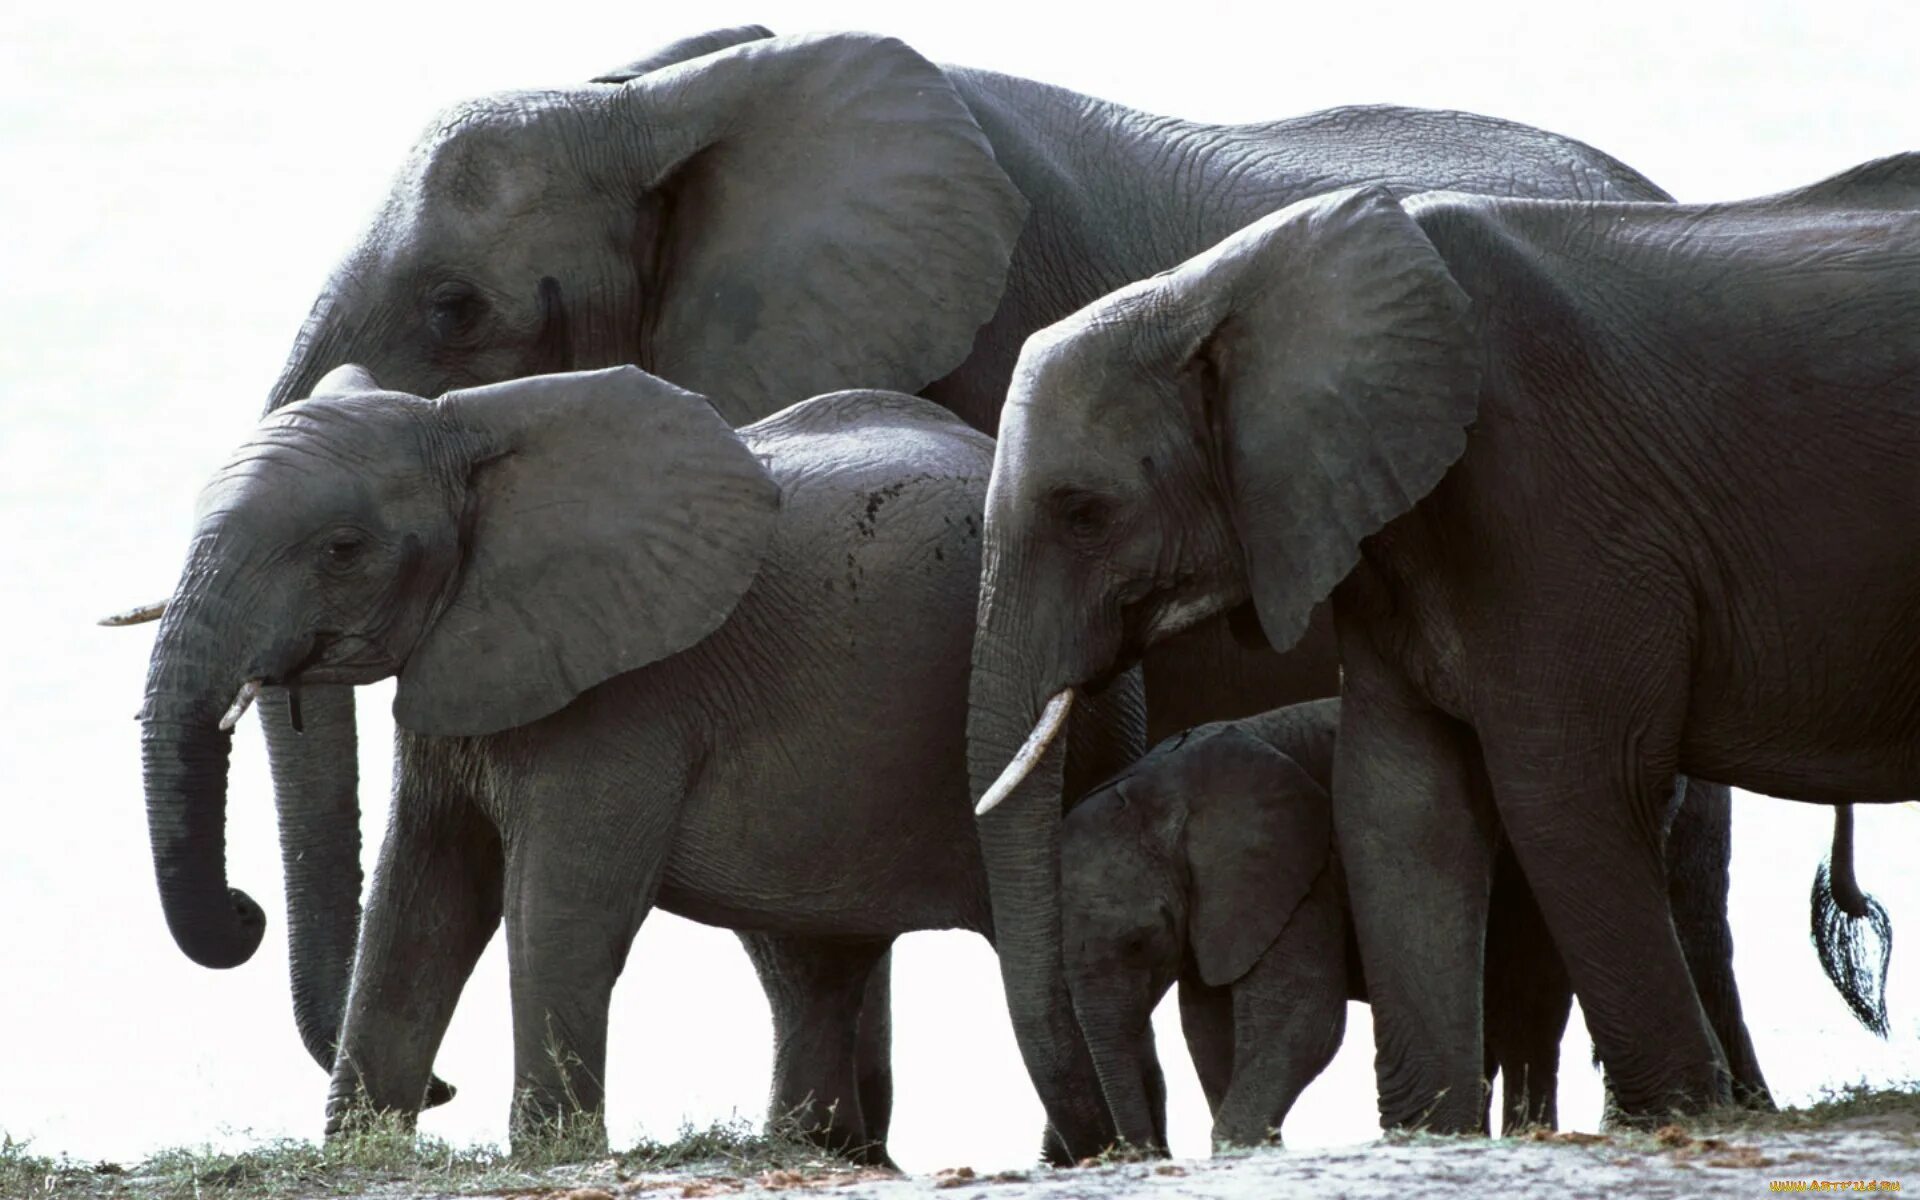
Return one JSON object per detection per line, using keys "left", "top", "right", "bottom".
{"left": 1210, "top": 864, "right": 1350, "bottom": 1147}
{"left": 327, "top": 755, "right": 502, "bottom": 1133}
{"left": 503, "top": 823, "right": 659, "bottom": 1154}
{"left": 738, "top": 932, "right": 895, "bottom": 1167}
{"left": 1333, "top": 617, "right": 1496, "bottom": 1134}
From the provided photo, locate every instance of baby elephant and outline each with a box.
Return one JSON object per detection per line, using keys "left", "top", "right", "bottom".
{"left": 1063, "top": 699, "right": 1576, "bottom": 1149}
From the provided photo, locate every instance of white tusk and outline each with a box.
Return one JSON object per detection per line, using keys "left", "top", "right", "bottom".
{"left": 975, "top": 689, "right": 1075, "bottom": 816}
{"left": 218, "top": 679, "right": 264, "bottom": 732}
{"left": 98, "top": 600, "right": 168, "bottom": 627}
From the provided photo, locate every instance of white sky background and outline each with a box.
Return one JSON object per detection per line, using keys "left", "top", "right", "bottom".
{"left": 3, "top": 0, "right": 1919, "bottom": 1175}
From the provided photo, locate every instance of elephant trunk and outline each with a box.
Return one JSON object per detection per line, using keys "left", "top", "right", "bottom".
{"left": 1071, "top": 980, "right": 1164, "bottom": 1152}
{"left": 263, "top": 685, "right": 363, "bottom": 1071}
{"left": 141, "top": 585, "right": 265, "bottom": 969}
{"left": 967, "top": 579, "right": 1116, "bottom": 1162}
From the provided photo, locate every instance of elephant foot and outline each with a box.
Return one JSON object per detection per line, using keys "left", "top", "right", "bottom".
{"left": 509, "top": 1096, "right": 609, "bottom": 1163}
{"left": 424, "top": 1075, "right": 457, "bottom": 1109}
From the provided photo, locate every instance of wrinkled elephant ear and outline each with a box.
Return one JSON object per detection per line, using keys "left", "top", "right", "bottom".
{"left": 395, "top": 366, "right": 779, "bottom": 736}
{"left": 609, "top": 32, "right": 1027, "bottom": 421}
{"left": 590, "top": 25, "right": 775, "bottom": 82}
{"left": 1181, "top": 727, "right": 1334, "bottom": 987}
{"left": 1174, "top": 186, "right": 1479, "bottom": 652}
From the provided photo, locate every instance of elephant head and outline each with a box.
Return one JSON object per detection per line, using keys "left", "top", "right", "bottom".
{"left": 972, "top": 182, "right": 1475, "bottom": 788}
{"left": 969, "top": 187, "right": 1473, "bottom": 1098}
{"left": 1061, "top": 724, "right": 1334, "bottom": 1147}
{"left": 267, "top": 31, "right": 1025, "bottom": 420}
{"left": 139, "top": 365, "right": 777, "bottom": 970}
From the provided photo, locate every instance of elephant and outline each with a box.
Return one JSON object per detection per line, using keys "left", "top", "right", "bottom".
{"left": 968, "top": 152, "right": 1916, "bottom": 1132}
{"left": 1062, "top": 699, "right": 1784, "bottom": 1148}
{"left": 133, "top": 363, "right": 1142, "bottom": 1159}
{"left": 110, "top": 25, "right": 1678, "bottom": 1157}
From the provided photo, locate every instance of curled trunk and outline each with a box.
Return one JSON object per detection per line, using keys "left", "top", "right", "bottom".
{"left": 142, "top": 589, "right": 265, "bottom": 969}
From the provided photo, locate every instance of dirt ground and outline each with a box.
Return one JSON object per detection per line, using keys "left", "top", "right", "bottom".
{"left": 507, "top": 1123, "right": 1916, "bottom": 1200}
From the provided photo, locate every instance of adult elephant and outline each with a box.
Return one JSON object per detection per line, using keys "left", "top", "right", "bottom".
{"left": 114, "top": 26, "right": 1673, "bottom": 1158}
{"left": 968, "top": 157, "right": 1917, "bottom": 1130}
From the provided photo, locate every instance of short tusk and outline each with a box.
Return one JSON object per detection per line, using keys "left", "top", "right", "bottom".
{"left": 219, "top": 679, "right": 264, "bottom": 732}
{"left": 98, "top": 600, "right": 168, "bottom": 627}
{"left": 975, "top": 689, "right": 1075, "bottom": 816}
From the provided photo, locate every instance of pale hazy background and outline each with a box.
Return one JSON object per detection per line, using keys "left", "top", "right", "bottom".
{"left": 2, "top": 0, "right": 1917, "bottom": 1175}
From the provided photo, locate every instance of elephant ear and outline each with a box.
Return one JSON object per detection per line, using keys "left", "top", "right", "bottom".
{"left": 1178, "top": 186, "right": 1479, "bottom": 653}
{"left": 590, "top": 25, "right": 775, "bottom": 83}
{"left": 612, "top": 32, "right": 1027, "bottom": 421}
{"left": 1182, "top": 727, "right": 1334, "bottom": 988}
{"left": 395, "top": 366, "right": 779, "bottom": 736}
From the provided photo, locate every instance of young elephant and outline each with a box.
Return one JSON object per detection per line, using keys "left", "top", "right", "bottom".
{"left": 1065, "top": 699, "right": 1568, "bottom": 1148}
{"left": 134, "top": 365, "right": 1141, "bottom": 1160}
{"left": 974, "top": 155, "right": 1916, "bottom": 1129}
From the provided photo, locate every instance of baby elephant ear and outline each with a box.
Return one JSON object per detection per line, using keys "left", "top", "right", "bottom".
{"left": 590, "top": 25, "right": 774, "bottom": 83}
{"left": 1183, "top": 727, "right": 1334, "bottom": 988}
{"left": 1182, "top": 186, "right": 1479, "bottom": 654}
{"left": 395, "top": 366, "right": 779, "bottom": 737}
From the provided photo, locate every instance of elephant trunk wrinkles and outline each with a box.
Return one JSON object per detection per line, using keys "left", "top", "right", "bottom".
{"left": 968, "top": 578, "right": 1115, "bottom": 1160}
{"left": 142, "top": 584, "right": 265, "bottom": 969}
{"left": 1081, "top": 1019, "right": 1160, "bottom": 1152}
{"left": 264, "top": 685, "right": 363, "bottom": 1071}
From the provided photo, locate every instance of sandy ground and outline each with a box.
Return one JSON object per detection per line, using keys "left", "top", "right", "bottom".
{"left": 497, "top": 1125, "right": 1916, "bottom": 1200}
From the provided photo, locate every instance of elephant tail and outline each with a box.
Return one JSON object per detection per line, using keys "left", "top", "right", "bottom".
{"left": 1810, "top": 804, "right": 1892, "bottom": 1037}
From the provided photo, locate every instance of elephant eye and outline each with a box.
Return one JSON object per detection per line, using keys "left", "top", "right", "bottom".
{"left": 324, "top": 534, "right": 367, "bottom": 567}
{"left": 1054, "top": 491, "right": 1114, "bottom": 544}
{"left": 426, "top": 283, "right": 487, "bottom": 343}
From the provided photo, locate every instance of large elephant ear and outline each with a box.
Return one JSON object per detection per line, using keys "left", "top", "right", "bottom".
{"left": 610, "top": 32, "right": 1027, "bottom": 421}
{"left": 1169, "top": 186, "right": 1479, "bottom": 652}
{"left": 590, "top": 25, "right": 775, "bottom": 83}
{"left": 395, "top": 366, "right": 779, "bottom": 736}
{"left": 1181, "top": 727, "right": 1334, "bottom": 988}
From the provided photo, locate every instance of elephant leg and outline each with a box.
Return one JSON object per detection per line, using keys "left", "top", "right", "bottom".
{"left": 1177, "top": 974, "right": 1235, "bottom": 1115}
{"left": 503, "top": 805, "right": 664, "bottom": 1153}
{"left": 1211, "top": 863, "right": 1350, "bottom": 1147}
{"left": 1667, "top": 778, "right": 1773, "bottom": 1110}
{"left": 1476, "top": 709, "right": 1731, "bottom": 1123}
{"left": 1482, "top": 846, "right": 1572, "bottom": 1132}
{"left": 738, "top": 932, "right": 893, "bottom": 1167}
{"left": 1332, "top": 613, "right": 1497, "bottom": 1134}
{"left": 327, "top": 737, "right": 502, "bottom": 1133}
{"left": 855, "top": 949, "right": 895, "bottom": 1148}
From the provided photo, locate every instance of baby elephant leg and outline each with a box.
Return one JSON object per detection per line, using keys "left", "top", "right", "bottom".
{"left": 739, "top": 932, "right": 895, "bottom": 1167}
{"left": 1210, "top": 865, "right": 1350, "bottom": 1148}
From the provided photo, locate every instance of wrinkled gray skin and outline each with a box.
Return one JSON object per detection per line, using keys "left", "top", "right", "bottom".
{"left": 1062, "top": 700, "right": 1780, "bottom": 1148}
{"left": 975, "top": 155, "right": 1918, "bottom": 1132}
{"left": 139, "top": 365, "right": 1140, "bottom": 1160}
{"left": 144, "top": 25, "right": 1675, "bottom": 1158}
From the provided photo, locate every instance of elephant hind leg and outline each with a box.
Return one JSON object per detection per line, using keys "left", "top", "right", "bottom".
{"left": 854, "top": 948, "right": 894, "bottom": 1149}
{"left": 1476, "top": 698, "right": 1731, "bottom": 1124}
{"left": 1482, "top": 845, "right": 1572, "bottom": 1133}
{"left": 1666, "top": 778, "right": 1773, "bottom": 1110}
{"left": 739, "top": 932, "right": 895, "bottom": 1167}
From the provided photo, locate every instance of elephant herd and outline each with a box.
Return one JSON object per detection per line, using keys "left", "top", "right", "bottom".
{"left": 111, "top": 25, "right": 1915, "bottom": 1167}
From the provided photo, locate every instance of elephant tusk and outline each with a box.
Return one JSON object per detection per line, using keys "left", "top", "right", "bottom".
{"left": 975, "top": 689, "right": 1075, "bottom": 816}
{"left": 98, "top": 600, "right": 168, "bottom": 627}
{"left": 218, "top": 679, "right": 264, "bottom": 732}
